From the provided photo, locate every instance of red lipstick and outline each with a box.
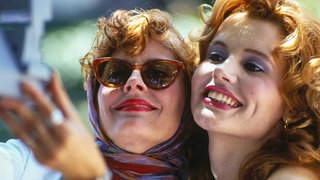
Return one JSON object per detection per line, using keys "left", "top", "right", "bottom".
{"left": 114, "top": 99, "right": 156, "bottom": 111}
{"left": 203, "top": 85, "right": 242, "bottom": 110}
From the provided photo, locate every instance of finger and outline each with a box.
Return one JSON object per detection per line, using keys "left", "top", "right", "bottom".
{"left": 20, "top": 80, "right": 54, "bottom": 118}
{"left": 49, "top": 73, "right": 81, "bottom": 121}
{"left": 21, "top": 75, "right": 72, "bottom": 150}
{"left": 45, "top": 108, "right": 69, "bottom": 144}
{"left": 0, "top": 105, "right": 43, "bottom": 155}
{"left": 21, "top": 74, "right": 69, "bottom": 138}
{"left": 0, "top": 112, "right": 59, "bottom": 162}
{"left": 0, "top": 98, "right": 40, "bottom": 132}
{"left": 0, "top": 106, "right": 30, "bottom": 143}
{"left": 0, "top": 99, "right": 57, "bottom": 156}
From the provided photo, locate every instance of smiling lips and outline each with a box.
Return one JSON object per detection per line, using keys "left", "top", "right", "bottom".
{"left": 114, "top": 99, "right": 157, "bottom": 111}
{"left": 208, "top": 91, "right": 238, "bottom": 107}
{"left": 203, "top": 86, "right": 242, "bottom": 109}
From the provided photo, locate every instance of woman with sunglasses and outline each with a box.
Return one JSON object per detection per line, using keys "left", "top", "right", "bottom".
{"left": 190, "top": 0, "right": 320, "bottom": 179}
{"left": 0, "top": 9, "right": 211, "bottom": 179}
{"left": 79, "top": 8, "right": 212, "bottom": 179}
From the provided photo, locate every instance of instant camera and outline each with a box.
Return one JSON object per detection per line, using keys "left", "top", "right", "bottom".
{"left": 0, "top": 0, "right": 52, "bottom": 99}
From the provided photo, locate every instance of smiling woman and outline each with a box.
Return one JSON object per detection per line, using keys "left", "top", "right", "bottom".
{"left": 192, "top": 13, "right": 285, "bottom": 138}
{"left": 190, "top": 0, "right": 320, "bottom": 179}
{"left": 80, "top": 8, "right": 212, "bottom": 179}
{"left": 94, "top": 38, "right": 187, "bottom": 154}
{"left": 77, "top": 8, "right": 213, "bottom": 179}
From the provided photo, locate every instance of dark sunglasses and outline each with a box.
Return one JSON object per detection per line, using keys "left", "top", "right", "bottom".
{"left": 93, "top": 57, "right": 185, "bottom": 89}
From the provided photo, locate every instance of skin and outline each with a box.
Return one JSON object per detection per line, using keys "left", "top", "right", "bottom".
{"left": 268, "top": 166, "right": 319, "bottom": 180}
{"left": 98, "top": 39, "right": 186, "bottom": 154}
{"left": 0, "top": 39, "right": 186, "bottom": 179}
{"left": 191, "top": 13, "right": 287, "bottom": 179}
{"left": 0, "top": 74, "right": 107, "bottom": 179}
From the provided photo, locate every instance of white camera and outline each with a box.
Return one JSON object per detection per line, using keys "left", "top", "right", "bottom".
{"left": 0, "top": 58, "right": 51, "bottom": 99}
{"left": 0, "top": 0, "right": 52, "bottom": 99}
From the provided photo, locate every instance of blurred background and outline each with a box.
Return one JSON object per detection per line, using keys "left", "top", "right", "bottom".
{"left": 1, "top": 0, "right": 319, "bottom": 141}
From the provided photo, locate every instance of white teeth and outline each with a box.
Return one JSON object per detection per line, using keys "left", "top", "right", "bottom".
{"left": 222, "top": 95, "right": 227, "bottom": 102}
{"left": 216, "top": 93, "right": 223, "bottom": 101}
{"left": 226, "top": 97, "right": 231, "bottom": 104}
{"left": 208, "top": 91, "right": 238, "bottom": 107}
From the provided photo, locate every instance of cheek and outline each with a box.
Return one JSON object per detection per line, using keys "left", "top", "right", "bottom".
{"left": 266, "top": 92, "right": 285, "bottom": 119}
{"left": 249, "top": 81, "right": 285, "bottom": 118}
{"left": 192, "top": 62, "right": 214, "bottom": 87}
{"left": 191, "top": 64, "right": 213, "bottom": 102}
{"left": 191, "top": 74, "right": 199, "bottom": 90}
{"left": 192, "top": 66, "right": 205, "bottom": 92}
{"left": 162, "top": 77, "right": 187, "bottom": 123}
{"left": 97, "top": 87, "right": 115, "bottom": 115}
{"left": 97, "top": 87, "right": 120, "bottom": 137}
{"left": 172, "top": 78, "right": 187, "bottom": 112}
{"left": 259, "top": 95, "right": 284, "bottom": 137}
{"left": 98, "top": 88, "right": 106, "bottom": 107}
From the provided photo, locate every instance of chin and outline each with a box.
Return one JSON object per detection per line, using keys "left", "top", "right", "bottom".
{"left": 194, "top": 116, "right": 212, "bottom": 131}
{"left": 194, "top": 109, "right": 218, "bottom": 130}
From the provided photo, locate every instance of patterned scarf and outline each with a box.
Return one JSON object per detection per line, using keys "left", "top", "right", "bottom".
{"left": 86, "top": 76, "right": 189, "bottom": 179}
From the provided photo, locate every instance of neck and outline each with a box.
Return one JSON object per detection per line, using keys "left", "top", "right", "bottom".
{"left": 207, "top": 132, "right": 262, "bottom": 180}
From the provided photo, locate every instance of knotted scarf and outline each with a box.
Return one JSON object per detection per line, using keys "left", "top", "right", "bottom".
{"left": 86, "top": 76, "right": 189, "bottom": 179}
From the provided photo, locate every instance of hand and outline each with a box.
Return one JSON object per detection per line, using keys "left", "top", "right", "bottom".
{"left": 0, "top": 73, "right": 107, "bottom": 179}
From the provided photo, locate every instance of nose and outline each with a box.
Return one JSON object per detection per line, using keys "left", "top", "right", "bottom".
{"left": 123, "top": 70, "right": 148, "bottom": 92}
{"left": 212, "top": 61, "right": 238, "bottom": 84}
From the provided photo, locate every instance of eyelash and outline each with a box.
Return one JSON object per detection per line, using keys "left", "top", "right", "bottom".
{"left": 208, "top": 51, "right": 265, "bottom": 72}
{"left": 208, "top": 52, "right": 226, "bottom": 63}
{"left": 243, "top": 62, "right": 264, "bottom": 72}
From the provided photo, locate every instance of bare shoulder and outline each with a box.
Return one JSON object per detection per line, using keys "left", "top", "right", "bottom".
{"left": 267, "top": 166, "right": 319, "bottom": 180}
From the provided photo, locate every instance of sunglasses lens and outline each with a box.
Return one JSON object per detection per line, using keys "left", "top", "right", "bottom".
{"left": 96, "top": 60, "right": 131, "bottom": 87}
{"left": 143, "top": 61, "right": 180, "bottom": 89}
{"left": 94, "top": 58, "right": 183, "bottom": 89}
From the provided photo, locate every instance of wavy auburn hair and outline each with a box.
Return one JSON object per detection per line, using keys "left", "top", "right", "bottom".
{"left": 80, "top": 9, "right": 196, "bottom": 89}
{"left": 191, "top": 0, "right": 320, "bottom": 179}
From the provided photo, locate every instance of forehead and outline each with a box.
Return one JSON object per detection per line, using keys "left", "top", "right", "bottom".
{"left": 213, "top": 13, "right": 281, "bottom": 55}
{"left": 112, "top": 39, "right": 176, "bottom": 63}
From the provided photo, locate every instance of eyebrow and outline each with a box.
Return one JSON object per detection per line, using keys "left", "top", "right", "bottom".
{"left": 245, "top": 49, "right": 268, "bottom": 60}
{"left": 244, "top": 49, "right": 274, "bottom": 67}
{"left": 210, "top": 40, "right": 274, "bottom": 65}
{"left": 209, "top": 41, "right": 226, "bottom": 48}
{"left": 210, "top": 41, "right": 269, "bottom": 59}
